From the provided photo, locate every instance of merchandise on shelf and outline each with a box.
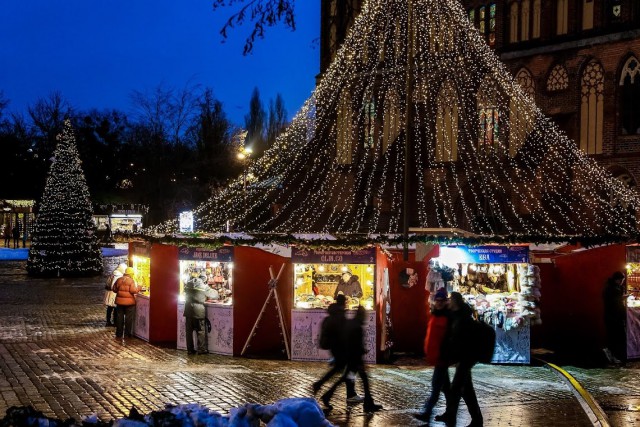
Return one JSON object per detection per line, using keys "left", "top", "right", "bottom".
{"left": 293, "top": 263, "right": 375, "bottom": 310}
{"left": 131, "top": 254, "right": 151, "bottom": 297}
{"left": 626, "top": 262, "right": 640, "bottom": 308}
{"left": 429, "top": 260, "right": 541, "bottom": 330}
{"left": 179, "top": 260, "right": 233, "bottom": 305}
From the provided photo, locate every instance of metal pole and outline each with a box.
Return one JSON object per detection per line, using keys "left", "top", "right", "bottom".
{"left": 403, "top": 0, "right": 414, "bottom": 261}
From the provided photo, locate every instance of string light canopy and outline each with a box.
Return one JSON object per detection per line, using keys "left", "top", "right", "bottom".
{"left": 27, "top": 119, "right": 103, "bottom": 277}
{"left": 153, "top": 0, "right": 639, "bottom": 240}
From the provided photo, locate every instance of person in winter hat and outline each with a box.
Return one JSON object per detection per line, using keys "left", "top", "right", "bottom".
{"left": 103, "top": 264, "right": 125, "bottom": 326}
{"left": 414, "top": 287, "right": 451, "bottom": 423}
{"left": 333, "top": 272, "right": 363, "bottom": 299}
{"left": 184, "top": 273, "right": 216, "bottom": 355}
{"left": 113, "top": 266, "right": 140, "bottom": 339}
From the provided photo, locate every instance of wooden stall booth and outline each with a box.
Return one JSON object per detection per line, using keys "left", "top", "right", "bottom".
{"left": 290, "top": 246, "right": 393, "bottom": 363}
{"left": 177, "top": 244, "right": 293, "bottom": 357}
{"left": 129, "top": 241, "right": 179, "bottom": 344}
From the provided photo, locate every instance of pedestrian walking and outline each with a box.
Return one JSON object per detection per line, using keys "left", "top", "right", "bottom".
{"left": 184, "top": 273, "right": 216, "bottom": 355}
{"left": 104, "top": 263, "right": 126, "bottom": 327}
{"left": 313, "top": 294, "right": 359, "bottom": 408}
{"left": 603, "top": 271, "right": 627, "bottom": 364}
{"left": 440, "top": 292, "right": 483, "bottom": 427}
{"left": 414, "top": 288, "right": 451, "bottom": 423}
{"left": 113, "top": 267, "right": 140, "bottom": 339}
{"left": 320, "top": 305, "right": 383, "bottom": 413}
{"left": 3, "top": 224, "right": 10, "bottom": 248}
{"left": 12, "top": 226, "right": 19, "bottom": 249}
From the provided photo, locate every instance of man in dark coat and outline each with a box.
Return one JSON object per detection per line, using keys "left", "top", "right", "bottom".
{"left": 184, "top": 274, "right": 215, "bottom": 355}
{"left": 333, "top": 272, "right": 363, "bottom": 299}
{"left": 313, "top": 294, "right": 358, "bottom": 408}
{"left": 603, "top": 271, "right": 627, "bottom": 364}
{"left": 320, "top": 306, "right": 383, "bottom": 413}
{"left": 441, "top": 291, "right": 483, "bottom": 427}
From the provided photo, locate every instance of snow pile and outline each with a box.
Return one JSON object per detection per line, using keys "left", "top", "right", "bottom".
{"left": 2, "top": 398, "right": 334, "bottom": 427}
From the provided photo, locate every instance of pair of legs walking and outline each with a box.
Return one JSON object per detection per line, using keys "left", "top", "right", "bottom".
{"left": 320, "top": 362, "right": 382, "bottom": 412}
{"left": 444, "top": 362, "right": 483, "bottom": 427}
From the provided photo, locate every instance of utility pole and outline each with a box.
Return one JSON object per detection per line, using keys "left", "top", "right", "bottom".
{"left": 403, "top": 0, "right": 414, "bottom": 261}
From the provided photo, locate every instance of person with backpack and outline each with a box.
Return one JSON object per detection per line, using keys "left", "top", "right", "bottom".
{"left": 312, "top": 294, "right": 360, "bottom": 408}
{"left": 320, "top": 305, "right": 383, "bottom": 413}
{"left": 440, "top": 292, "right": 483, "bottom": 427}
{"left": 414, "top": 287, "right": 451, "bottom": 423}
{"left": 184, "top": 273, "right": 216, "bottom": 355}
{"left": 103, "top": 263, "right": 127, "bottom": 326}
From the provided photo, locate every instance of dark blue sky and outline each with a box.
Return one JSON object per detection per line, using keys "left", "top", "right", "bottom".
{"left": 0, "top": 1, "right": 319, "bottom": 125}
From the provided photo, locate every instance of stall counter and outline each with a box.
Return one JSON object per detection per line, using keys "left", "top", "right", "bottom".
{"left": 177, "top": 301, "right": 234, "bottom": 355}
{"left": 628, "top": 307, "right": 640, "bottom": 360}
{"left": 134, "top": 294, "right": 150, "bottom": 341}
{"left": 291, "top": 308, "right": 376, "bottom": 363}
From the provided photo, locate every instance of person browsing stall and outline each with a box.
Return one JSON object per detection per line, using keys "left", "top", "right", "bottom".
{"left": 113, "top": 267, "right": 140, "bottom": 339}
{"left": 184, "top": 273, "right": 216, "bottom": 355}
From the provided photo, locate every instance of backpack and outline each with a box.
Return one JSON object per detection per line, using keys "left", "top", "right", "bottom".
{"left": 105, "top": 274, "right": 114, "bottom": 291}
{"left": 473, "top": 320, "right": 497, "bottom": 364}
{"left": 318, "top": 316, "right": 333, "bottom": 350}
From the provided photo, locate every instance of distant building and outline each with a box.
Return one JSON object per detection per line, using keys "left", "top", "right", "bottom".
{"left": 0, "top": 199, "right": 35, "bottom": 240}
{"left": 93, "top": 204, "right": 148, "bottom": 233}
{"left": 319, "top": 0, "right": 640, "bottom": 192}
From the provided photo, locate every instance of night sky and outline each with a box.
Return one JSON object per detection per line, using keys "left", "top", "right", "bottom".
{"left": 0, "top": 1, "right": 320, "bottom": 125}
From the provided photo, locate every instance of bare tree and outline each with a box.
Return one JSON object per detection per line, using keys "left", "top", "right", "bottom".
{"left": 266, "top": 93, "right": 287, "bottom": 147}
{"left": 213, "top": 0, "right": 296, "bottom": 54}
{"left": 28, "top": 91, "right": 74, "bottom": 158}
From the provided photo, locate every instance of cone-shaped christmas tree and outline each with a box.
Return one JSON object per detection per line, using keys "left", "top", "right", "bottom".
{"left": 27, "top": 119, "right": 103, "bottom": 277}
{"left": 162, "top": 0, "right": 638, "bottom": 238}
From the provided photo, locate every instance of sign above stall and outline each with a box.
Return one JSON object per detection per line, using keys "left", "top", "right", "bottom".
{"left": 178, "top": 246, "right": 234, "bottom": 262}
{"left": 292, "top": 247, "right": 376, "bottom": 264}
{"left": 443, "top": 245, "right": 529, "bottom": 264}
{"left": 130, "top": 242, "right": 151, "bottom": 258}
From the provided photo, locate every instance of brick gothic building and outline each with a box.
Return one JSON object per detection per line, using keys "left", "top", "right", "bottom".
{"left": 319, "top": 0, "right": 640, "bottom": 191}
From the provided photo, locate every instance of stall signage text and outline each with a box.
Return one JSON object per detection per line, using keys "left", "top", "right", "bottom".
{"left": 457, "top": 245, "right": 529, "bottom": 264}
{"left": 179, "top": 246, "right": 234, "bottom": 262}
{"left": 292, "top": 248, "right": 375, "bottom": 264}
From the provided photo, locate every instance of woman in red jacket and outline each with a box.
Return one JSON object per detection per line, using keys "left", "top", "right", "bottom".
{"left": 113, "top": 267, "right": 140, "bottom": 339}
{"left": 414, "top": 288, "right": 451, "bottom": 423}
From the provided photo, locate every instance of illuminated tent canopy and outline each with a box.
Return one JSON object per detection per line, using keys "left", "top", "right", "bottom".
{"left": 171, "top": 0, "right": 639, "bottom": 238}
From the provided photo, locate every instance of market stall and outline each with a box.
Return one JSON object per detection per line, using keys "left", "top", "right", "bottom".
{"left": 129, "top": 242, "right": 180, "bottom": 344}
{"left": 626, "top": 246, "right": 640, "bottom": 360}
{"left": 177, "top": 246, "right": 235, "bottom": 355}
{"left": 176, "top": 244, "right": 293, "bottom": 357}
{"left": 290, "top": 247, "right": 381, "bottom": 363}
{"left": 428, "top": 245, "right": 539, "bottom": 364}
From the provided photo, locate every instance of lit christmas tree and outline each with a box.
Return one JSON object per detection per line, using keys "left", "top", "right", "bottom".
{"left": 155, "top": 0, "right": 638, "bottom": 240}
{"left": 27, "top": 119, "right": 103, "bottom": 277}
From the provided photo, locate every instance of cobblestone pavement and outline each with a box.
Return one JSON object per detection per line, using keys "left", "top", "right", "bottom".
{"left": 0, "top": 261, "right": 617, "bottom": 426}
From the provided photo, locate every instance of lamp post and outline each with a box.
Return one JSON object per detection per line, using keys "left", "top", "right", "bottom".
{"left": 237, "top": 145, "right": 253, "bottom": 230}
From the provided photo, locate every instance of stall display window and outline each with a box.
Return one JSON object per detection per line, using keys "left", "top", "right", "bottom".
{"left": 626, "top": 263, "right": 640, "bottom": 308}
{"left": 294, "top": 263, "right": 375, "bottom": 310}
{"left": 179, "top": 260, "right": 233, "bottom": 305}
{"left": 131, "top": 255, "right": 151, "bottom": 296}
{"left": 427, "top": 260, "right": 541, "bottom": 330}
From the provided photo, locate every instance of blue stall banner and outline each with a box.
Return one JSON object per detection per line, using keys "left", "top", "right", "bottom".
{"left": 178, "top": 246, "right": 234, "bottom": 262}
{"left": 292, "top": 247, "right": 376, "bottom": 264}
{"left": 445, "top": 245, "right": 529, "bottom": 264}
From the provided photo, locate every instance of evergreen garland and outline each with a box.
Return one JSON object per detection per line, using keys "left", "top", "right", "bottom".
{"left": 27, "top": 120, "right": 103, "bottom": 277}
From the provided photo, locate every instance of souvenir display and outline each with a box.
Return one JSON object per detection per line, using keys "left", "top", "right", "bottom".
{"left": 179, "top": 260, "right": 233, "bottom": 305}
{"left": 293, "top": 263, "right": 375, "bottom": 310}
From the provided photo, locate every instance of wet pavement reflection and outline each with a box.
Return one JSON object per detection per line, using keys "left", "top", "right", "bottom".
{"left": 0, "top": 261, "right": 634, "bottom": 425}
